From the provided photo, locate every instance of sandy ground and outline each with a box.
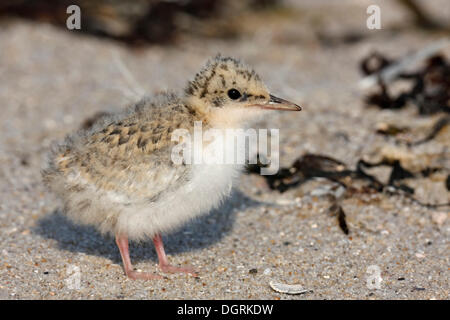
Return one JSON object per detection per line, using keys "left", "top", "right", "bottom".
{"left": 0, "top": 1, "right": 449, "bottom": 299}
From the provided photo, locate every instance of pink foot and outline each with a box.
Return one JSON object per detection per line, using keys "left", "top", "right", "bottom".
{"left": 126, "top": 270, "right": 163, "bottom": 280}
{"left": 153, "top": 234, "right": 198, "bottom": 277}
{"left": 116, "top": 234, "right": 163, "bottom": 281}
{"left": 160, "top": 264, "right": 198, "bottom": 276}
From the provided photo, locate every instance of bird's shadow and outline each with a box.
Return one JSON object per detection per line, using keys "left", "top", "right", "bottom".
{"left": 33, "top": 190, "right": 264, "bottom": 264}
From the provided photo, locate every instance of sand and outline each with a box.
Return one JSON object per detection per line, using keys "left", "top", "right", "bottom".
{"left": 0, "top": 0, "right": 448, "bottom": 299}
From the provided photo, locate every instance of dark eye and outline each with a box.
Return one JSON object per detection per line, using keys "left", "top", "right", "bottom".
{"left": 227, "top": 89, "right": 241, "bottom": 100}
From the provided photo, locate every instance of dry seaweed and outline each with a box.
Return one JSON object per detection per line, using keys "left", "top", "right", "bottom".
{"left": 328, "top": 203, "right": 349, "bottom": 235}
{"left": 361, "top": 53, "right": 450, "bottom": 115}
{"left": 247, "top": 153, "right": 450, "bottom": 234}
{"left": 410, "top": 115, "right": 450, "bottom": 146}
{"left": 0, "top": 0, "right": 280, "bottom": 45}
{"left": 357, "top": 159, "right": 415, "bottom": 193}
{"left": 376, "top": 123, "right": 409, "bottom": 136}
{"left": 360, "top": 52, "right": 392, "bottom": 76}
{"left": 0, "top": 0, "right": 224, "bottom": 44}
{"left": 247, "top": 154, "right": 389, "bottom": 194}
{"left": 247, "top": 154, "right": 362, "bottom": 193}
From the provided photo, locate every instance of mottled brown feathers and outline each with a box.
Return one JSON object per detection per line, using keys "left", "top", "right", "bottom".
{"left": 43, "top": 93, "right": 200, "bottom": 199}
{"left": 41, "top": 55, "right": 274, "bottom": 240}
{"left": 184, "top": 55, "right": 267, "bottom": 109}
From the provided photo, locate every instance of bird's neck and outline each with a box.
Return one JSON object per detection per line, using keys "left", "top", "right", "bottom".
{"left": 184, "top": 96, "right": 251, "bottom": 130}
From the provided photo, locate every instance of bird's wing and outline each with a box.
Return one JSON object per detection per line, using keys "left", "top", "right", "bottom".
{"left": 57, "top": 118, "right": 191, "bottom": 203}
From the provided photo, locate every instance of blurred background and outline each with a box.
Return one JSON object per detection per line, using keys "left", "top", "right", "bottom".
{"left": 0, "top": 0, "right": 449, "bottom": 299}
{"left": 1, "top": 0, "right": 449, "bottom": 44}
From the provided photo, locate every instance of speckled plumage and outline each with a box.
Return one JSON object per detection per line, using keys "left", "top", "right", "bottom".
{"left": 42, "top": 55, "right": 301, "bottom": 279}
{"left": 43, "top": 93, "right": 210, "bottom": 240}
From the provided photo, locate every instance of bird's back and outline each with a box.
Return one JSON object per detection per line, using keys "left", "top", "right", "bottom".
{"left": 43, "top": 93, "right": 198, "bottom": 210}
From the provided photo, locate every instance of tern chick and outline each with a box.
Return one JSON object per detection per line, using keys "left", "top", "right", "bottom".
{"left": 43, "top": 55, "right": 301, "bottom": 280}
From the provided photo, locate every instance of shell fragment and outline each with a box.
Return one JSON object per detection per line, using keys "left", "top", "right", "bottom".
{"left": 269, "top": 281, "right": 311, "bottom": 295}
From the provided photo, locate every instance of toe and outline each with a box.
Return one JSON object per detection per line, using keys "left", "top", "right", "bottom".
{"left": 126, "top": 270, "right": 163, "bottom": 280}
{"left": 160, "top": 264, "right": 198, "bottom": 276}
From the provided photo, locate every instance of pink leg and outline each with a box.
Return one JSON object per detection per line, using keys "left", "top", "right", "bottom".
{"left": 153, "top": 234, "right": 198, "bottom": 276}
{"left": 115, "top": 234, "right": 162, "bottom": 280}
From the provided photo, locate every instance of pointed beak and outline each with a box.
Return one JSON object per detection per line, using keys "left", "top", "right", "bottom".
{"left": 251, "top": 94, "right": 302, "bottom": 111}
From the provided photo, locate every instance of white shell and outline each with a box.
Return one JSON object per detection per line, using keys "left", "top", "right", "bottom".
{"left": 269, "top": 281, "right": 310, "bottom": 295}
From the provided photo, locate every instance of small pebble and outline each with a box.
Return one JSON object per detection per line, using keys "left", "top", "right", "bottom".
{"left": 249, "top": 268, "right": 258, "bottom": 274}
{"left": 431, "top": 212, "right": 447, "bottom": 226}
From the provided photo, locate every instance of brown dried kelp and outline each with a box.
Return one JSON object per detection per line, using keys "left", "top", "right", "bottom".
{"left": 410, "top": 115, "right": 450, "bottom": 146}
{"left": 247, "top": 154, "right": 386, "bottom": 193}
{"left": 0, "top": 0, "right": 224, "bottom": 44}
{"left": 328, "top": 203, "right": 349, "bottom": 235}
{"left": 361, "top": 53, "right": 450, "bottom": 115}
{"left": 0, "top": 0, "right": 281, "bottom": 45}
{"left": 247, "top": 153, "right": 450, "bottom": 234}
{"left": 360, "top": 52, "right": 392, "bottom": 76}
{"left": 357, "top": 159, "right": 415, "bottom": 194}
{"left": 376, "top": 123, "right": 409, "bottom": 136}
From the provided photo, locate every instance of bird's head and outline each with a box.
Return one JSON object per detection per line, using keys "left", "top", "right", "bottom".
{"left": 184, "top": 55, "right": 301, "bottom": 127}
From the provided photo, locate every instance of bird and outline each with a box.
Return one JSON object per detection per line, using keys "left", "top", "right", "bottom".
{"left": 42, "top": 55, "right": 301, "bottom": 280}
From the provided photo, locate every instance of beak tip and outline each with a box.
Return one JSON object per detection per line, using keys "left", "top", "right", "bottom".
{"left": 269, "top": 94, "right": 302, "bottom": 111}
